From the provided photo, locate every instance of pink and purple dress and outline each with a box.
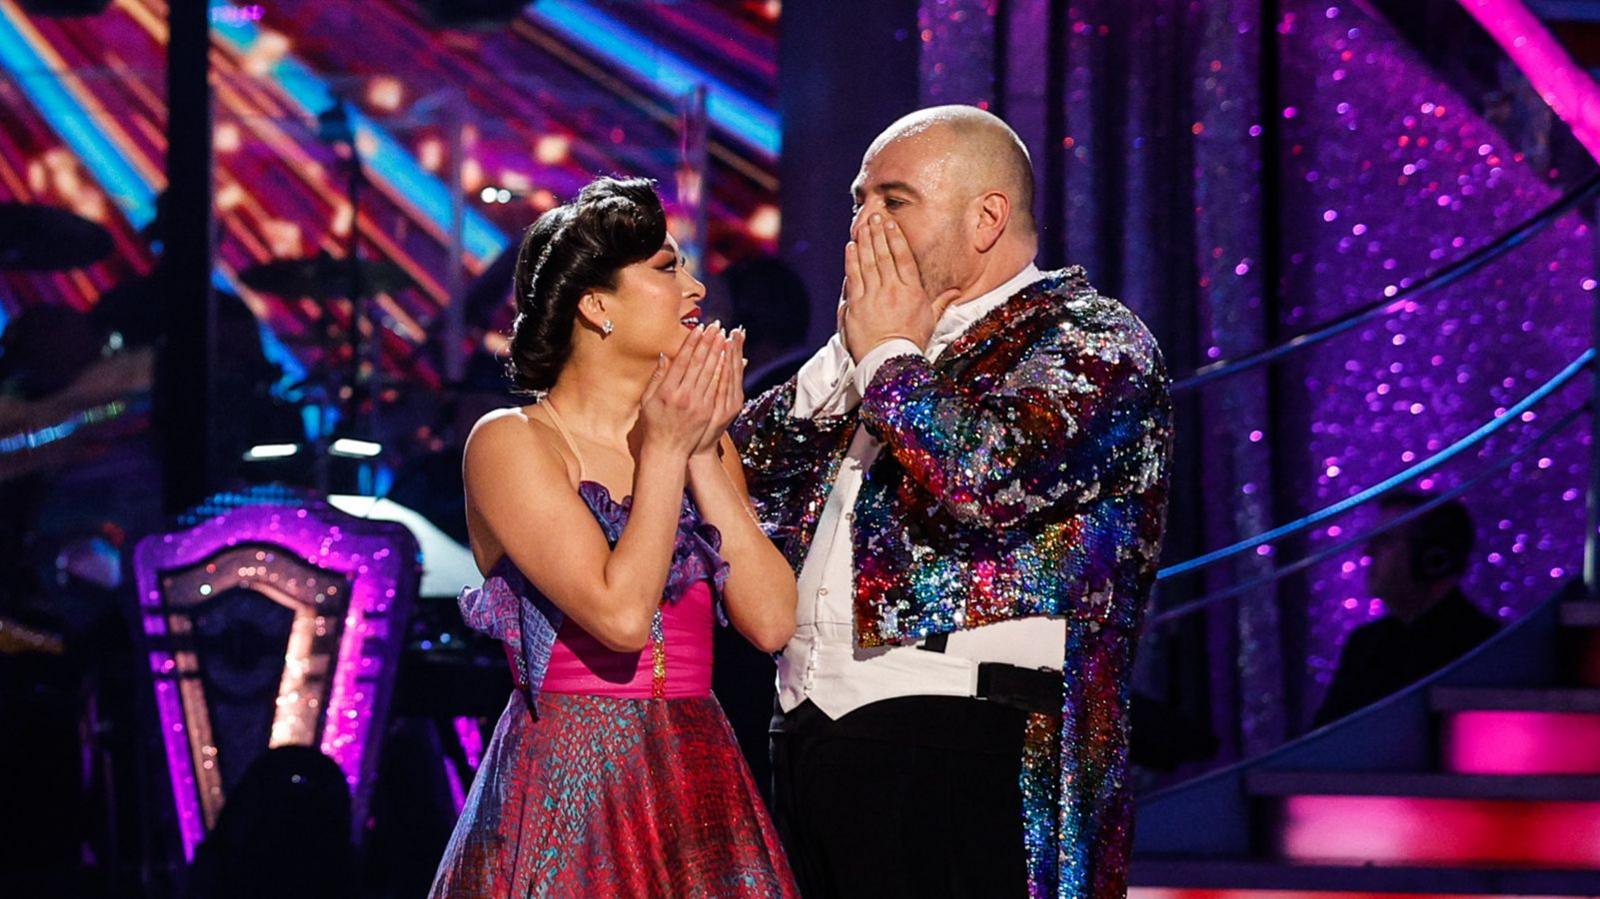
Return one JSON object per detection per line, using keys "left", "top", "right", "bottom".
{"left": 429, "top": 476, "right": 797, "bottom": 897}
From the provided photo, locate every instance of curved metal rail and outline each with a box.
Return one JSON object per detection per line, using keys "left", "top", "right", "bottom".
{"left": 1147, "top": 402, "right": 1588, "bottom": 628}
{"left": 1171, "top": 172, "right": 1600, "bottom": 393}
{"left": 1158, "top": 349, "right": 1595, "bottom": 581}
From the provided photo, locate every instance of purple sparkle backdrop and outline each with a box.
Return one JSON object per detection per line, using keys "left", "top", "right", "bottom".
{"left": 918, "top": 0, "right": 1593, "bottom": 740}
{"left": 1281, "top": 0, "right": 1591, "bottom": 695}
{"left": 1187, "top": 2, "right": 1288, "bottom": 753}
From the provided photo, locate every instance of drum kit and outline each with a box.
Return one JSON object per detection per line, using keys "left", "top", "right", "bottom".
{"left": 0, "top": 200, "right": 421, "bottom": 487}
{"left": 0, "top": 201, "right": 114, "bottom": 271}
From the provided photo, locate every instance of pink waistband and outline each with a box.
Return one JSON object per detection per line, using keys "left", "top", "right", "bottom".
{"left": 540, "top": 580, "right": 714, "bottom": 698}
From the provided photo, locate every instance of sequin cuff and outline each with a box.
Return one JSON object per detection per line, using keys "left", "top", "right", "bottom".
{"left": 853, "top": 338, "right": 923, "bottom": 397}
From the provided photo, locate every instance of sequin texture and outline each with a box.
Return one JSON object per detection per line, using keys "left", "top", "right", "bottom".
{"left": 734, "top": 267, "right": 1173, "bottom": 898}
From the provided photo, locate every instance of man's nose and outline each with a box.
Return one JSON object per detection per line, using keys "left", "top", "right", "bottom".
{"left": 850, "top": 201, "right": 878, "bottom": 233}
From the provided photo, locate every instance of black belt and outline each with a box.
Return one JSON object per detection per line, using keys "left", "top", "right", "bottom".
{"left": 975, "top": 663, "right": 1062, "bottom": 715}
{"left": 920, "top": 632, "right": 1062, "bottom": 715}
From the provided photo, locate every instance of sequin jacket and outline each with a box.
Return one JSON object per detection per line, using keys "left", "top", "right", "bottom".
{"left": 732, "top": 267, "right": 1172, "bottom": 899}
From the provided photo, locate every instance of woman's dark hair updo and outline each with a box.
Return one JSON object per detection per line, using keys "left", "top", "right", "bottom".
{"left": 506, "top": 176, "right": 667, "bottom": 393}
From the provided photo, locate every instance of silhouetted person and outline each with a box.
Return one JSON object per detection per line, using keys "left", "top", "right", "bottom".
{"left": 721, "top": 256, "right": 812, "bottom": 395}
{"left": 188, "top": 746, "right": 354, "bottom": 899}
{"left": 713, "top": 255, "right": 814, "bottom": 802}
{"left": 1313, "top": 493, "right": 1498, "bottom": 727}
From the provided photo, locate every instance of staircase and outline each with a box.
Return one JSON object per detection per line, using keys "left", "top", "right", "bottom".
{"left": 1130, "top": 580, "right": 1600, "bottom": 897}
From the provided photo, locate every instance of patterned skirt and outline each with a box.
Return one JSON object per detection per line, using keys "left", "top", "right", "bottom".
{"left": 430, "top": 691, "right": 798, "bottom": 898}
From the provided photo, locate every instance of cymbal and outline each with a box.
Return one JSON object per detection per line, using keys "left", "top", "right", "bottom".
{"left": 239, "top": 252, "right": 413, "bottom": 300}
{"left": 0, "top": 202, "right": 113, "bottom": 271}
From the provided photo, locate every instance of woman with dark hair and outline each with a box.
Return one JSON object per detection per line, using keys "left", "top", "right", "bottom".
{"left": 430, "top": 177, "right": 798, "bottom": 896}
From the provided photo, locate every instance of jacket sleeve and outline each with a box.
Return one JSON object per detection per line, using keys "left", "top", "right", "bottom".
{"left": 857, "top": 302, "right": 1170, "bottom": 530}
{"left": 730, "top": 377, "right": 853, "bottom": 568}
{"left": 1056, "top": 619, "right": 1138, "bottom": 899}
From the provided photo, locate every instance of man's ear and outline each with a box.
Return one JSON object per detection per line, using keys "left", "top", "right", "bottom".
{"left": 973, "top": 190, "right": 1011, "bottom": 253}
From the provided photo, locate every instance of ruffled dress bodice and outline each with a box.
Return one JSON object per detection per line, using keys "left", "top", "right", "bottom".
{"left": 458, "top": 479, "right": 729, "bottom": 705}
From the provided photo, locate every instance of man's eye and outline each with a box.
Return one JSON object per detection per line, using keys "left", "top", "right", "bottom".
{"left": 884, "top": 198, "right": 905, "bottom": 209}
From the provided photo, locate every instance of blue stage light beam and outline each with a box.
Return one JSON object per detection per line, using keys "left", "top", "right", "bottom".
{"left": 528, "top": 0, "right": 781, "bottom": 157}
{"left": 0, "top": 2, "right": 157, "bottom": 227}
{"left": 0, "top": 4, "right": 307, "bottom": 388}
{"left": 208, "top": 1, "right": 511, "bottom": 262}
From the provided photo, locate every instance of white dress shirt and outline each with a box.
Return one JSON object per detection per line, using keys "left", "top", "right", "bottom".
{"left": 777, "top": 263, "right": 1067, "bottom": 718}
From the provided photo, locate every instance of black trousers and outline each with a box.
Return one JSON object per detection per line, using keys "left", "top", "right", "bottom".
{"left": 770, "top": 696, "right": 1031, "bottom": 899}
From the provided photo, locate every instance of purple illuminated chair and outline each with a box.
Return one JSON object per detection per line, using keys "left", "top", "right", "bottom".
{"left": 132, "top": 490, "right": 419, "bottom": 865}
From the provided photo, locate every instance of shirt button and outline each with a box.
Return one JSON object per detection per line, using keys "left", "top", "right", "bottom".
{"left": 845, "top": 512, "right": 856, "bottom": 522}
{"left": 818, "top": 586, "right": 829, "bottom": 596}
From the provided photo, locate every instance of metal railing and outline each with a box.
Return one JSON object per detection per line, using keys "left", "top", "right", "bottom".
{"left": 1171, "top": 172, "right": 1600, "bottom": 394}
{"left": 1151, "top": 174, "right": 1600, "bottom": 626}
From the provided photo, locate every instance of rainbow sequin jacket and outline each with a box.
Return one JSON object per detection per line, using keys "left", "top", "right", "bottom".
{"left": 731, "top": 266, "right": 1173, "bottom": 898}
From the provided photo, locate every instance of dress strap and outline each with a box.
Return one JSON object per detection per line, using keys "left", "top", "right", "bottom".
{"left": 539, "top": 398, "right": 589, "bottom": 482}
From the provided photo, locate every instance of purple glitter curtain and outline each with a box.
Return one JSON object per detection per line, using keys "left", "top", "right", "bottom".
{"left": 1281, "top": 0, "right": 1593, "bottom": 701}
{"left": 918, "top": 0, "right": 1594, "bottom": 758}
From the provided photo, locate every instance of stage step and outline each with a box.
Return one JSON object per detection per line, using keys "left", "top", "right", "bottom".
{"left": 1270, "top": 793, "right": 1600, "bottom": 867}
{"left": 1443, "top": 709, "right": 1600, "bottom": 774}
{"left": 1431, "top": 686, "right": 1600, "bottom": 713}
{"left": 1246, "top": 770, "right": 1600, "bottom": 800}
{"left": 1130, "top": 858, "right": 1600, "bottom": 896}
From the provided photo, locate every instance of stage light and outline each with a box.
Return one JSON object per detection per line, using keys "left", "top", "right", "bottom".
{"left": 214, "top": 122, "right": 241, "bottom": 154}
{"left": 209, "top": 4, "right": 263, "bottom": 25}
{"left": 460, "top": 158, "right": 485, "bottom": 193}
{"left": 330, "top": 438, "right": 382, "bottom": 458}
{"left": 261, "top": 220, "right": 303, "bottom": 257}
{"left": 216, "top": 182, "right": 245, "bottom": 212}
{"left": 244, "top": 443, "right": 299, "bottom": 461}
{"left": 534, "top": 133, "right": 570, "bottom": 165}
{"left": 331, "top": 202, "right": 354, "bottom": 238}
{"left": 478, "top": 186, "right": 524, "bottom": 205}
{"left": 499, "top": 170, "right": 532, "bottom": 193}
{"left": 417, "top": 137, "right": 444, "bottom": 172}
{"left": 747, "top": 204, "right": 781, "bottom": 241}
{"left": 365, "top": 76, "right": 404, "bottom": 114}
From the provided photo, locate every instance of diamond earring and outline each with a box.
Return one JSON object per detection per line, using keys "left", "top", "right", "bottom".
{"left": 601, "top": 319, "right": 614, "bottom": 336}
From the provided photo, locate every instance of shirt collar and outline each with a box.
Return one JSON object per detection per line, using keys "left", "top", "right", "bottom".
{"left": 929, "top": 262, "right": 1042, "bottom": 352}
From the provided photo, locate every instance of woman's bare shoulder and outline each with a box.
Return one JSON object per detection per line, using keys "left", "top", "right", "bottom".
{"left": 463, "top": 405, "right": 565, "bottom": 480}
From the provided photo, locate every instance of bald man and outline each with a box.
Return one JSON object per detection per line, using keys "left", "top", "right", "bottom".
{"left": 732, "top": 106, "right": 1172, "bottom": 898}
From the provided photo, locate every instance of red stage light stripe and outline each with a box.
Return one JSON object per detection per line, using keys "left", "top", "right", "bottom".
{"left": 1278, "top": 795, "right": 1600, "bottom": 866}
{"left": 1444, "top": 711, "right": 1600, "bottom": 775}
